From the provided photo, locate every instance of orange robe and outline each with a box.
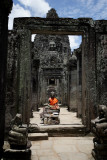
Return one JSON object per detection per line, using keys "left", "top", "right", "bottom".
{"left": 49, "top": 97, "right": 58, "bottom": 105}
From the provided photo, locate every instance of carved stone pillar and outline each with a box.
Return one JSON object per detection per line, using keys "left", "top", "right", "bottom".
{"left": 17, "top": 29, "right": 32, "bottom": 124}
{"left": 0, "top": 0, "right": 13, "bottom": 158}
{"left": 75, "top": 48, "right": 82, "bottom": 118}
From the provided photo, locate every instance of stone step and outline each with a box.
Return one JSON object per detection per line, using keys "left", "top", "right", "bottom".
{"left": 29, "top": 124, "right": 86, "bottom": 137}
{"left": 38, "top": 125, "right": 86, "bottom": 137}
{"left": 28, "top": 133, "right": 48, "bottom": 141}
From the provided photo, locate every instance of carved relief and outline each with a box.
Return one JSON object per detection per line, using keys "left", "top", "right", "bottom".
{"left": 97, "top": 34, "right": 107, "bottom": 105}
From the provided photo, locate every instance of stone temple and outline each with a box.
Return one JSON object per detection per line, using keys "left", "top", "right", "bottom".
{"left": 5, "top": 7, "right": 107, "bottom": 133}
{"left": 31, "top": 9, "right": 77, "bottom": 109}
{"left": 32, "top": 32, "right": 72, "bottom": 108}
{"left": 0, "top": 2, "right": 107, "bottom": 159}
{"left": 5, "top": 8, "right": 79, "bottom": 133}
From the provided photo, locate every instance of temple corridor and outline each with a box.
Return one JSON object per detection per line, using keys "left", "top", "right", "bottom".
{"left": 29, "top": 107, "right": 85, "bottom": 137}
{"left": 30, "top": 107, "right": 82, "bottom": 126}
{"left": 0, "top": 2, "right": 107, "bottom": 159}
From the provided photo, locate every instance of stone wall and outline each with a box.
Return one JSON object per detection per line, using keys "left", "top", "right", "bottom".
{"left": 0, "top": 0, "right": 13, "bottom": 158}
{"left": 5, "top": 30, "right": 19, "bottom": 135}
{"left": 96, "top": 33, "right": 107, "bottom": 106}
{"left": 6, "top": 29, "right": 32, "bottom": 127}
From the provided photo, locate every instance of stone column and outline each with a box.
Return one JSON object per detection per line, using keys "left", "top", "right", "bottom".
{"left": 39, "top": 69, "right": 43, "bottom": 106}
{"left": 61, "top": 75, "right": 65, "bottom": 105}
{"left": 32, "top": 60, "right": 39, "bottom": 111}
{"left": 68, "top": 57, "right": 77, "bottom": 111}
{"left": 96, "top": 33, "right": 107, "bottom": 106}
{"left": 81, "top": 34, "right": 87, "bottom": 126}
{"left": 82, "top": 29, "right": 96, "bottom": 130}
{"left": 17, "top": 29, "right": 32, "bottom": 124}
{"left": 76, "top": 50, "right": 82, "bottom": 118}
{"left": 5, "top": 31, "right": 20, "bottom": 136}
{"left": 86, "top": 28, "right": 96, "bottom": 129}
{"left": 0, "top": 0, "right": 13, "bottom": 158}
{"left": 59, "top": 78, "right": 62, "bottom": 104}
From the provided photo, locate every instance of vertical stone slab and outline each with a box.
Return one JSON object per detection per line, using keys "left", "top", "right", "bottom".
{"left": 76, "top": 48, "right": 82, "bottom": 118}
{"left": 82, "top": 33, "right": 89, "bottom": 127}
{"left": 5, "top": 31, "right": 19, "bottom": 135}
{"left": 82, "top": 28, "right": 96, "bottom": 130}
{"left": 96, "top": 33, "right": 107, "bottom": 106}
{"left": 17, "top": 29, "right": 32, "bottom": 124}
{"left": 0, "top": 0, "right": 13, "bottom": 157}
{"left": 87, "top": 28, "right": 97, "bottom": 127}
{"left": 32, "top": 65, "right": 39, "bottom": 111}
{"left": 69, "top": 60, "right": 77, "bottom": 111}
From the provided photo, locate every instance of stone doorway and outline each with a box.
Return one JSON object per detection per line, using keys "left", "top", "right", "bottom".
{"left": 30, "top": 31, "right": 83, "bottom": 135}
{"left": 6, "top": 9, "right": 97, "bottom": 134}
{"left": 31, "top": 33, "right": 82, "bottom": 122}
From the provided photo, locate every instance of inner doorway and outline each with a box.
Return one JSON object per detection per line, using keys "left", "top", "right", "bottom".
{"left": 31, "top": 33, "right": 82, "bottom": 124}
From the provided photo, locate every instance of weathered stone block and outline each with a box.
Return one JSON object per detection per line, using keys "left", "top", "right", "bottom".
{"left": 28, "top": 133, "right": 48, "bottom": 141}
{"left": 3, "top": 149, "right": 31, "bottom": 160}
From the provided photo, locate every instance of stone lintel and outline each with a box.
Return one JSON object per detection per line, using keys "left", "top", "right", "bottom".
{"left": 13, "top": 17, "right": 95, "bottom": 35}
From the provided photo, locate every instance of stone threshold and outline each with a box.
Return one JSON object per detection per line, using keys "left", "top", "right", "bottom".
{"left": 28, "top": 133, "right": 48, "bottom": 141}
{"left": 29, "top": 124, "right": 86, "bottom": 137}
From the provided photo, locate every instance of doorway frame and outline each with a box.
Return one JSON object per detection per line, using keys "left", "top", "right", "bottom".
{"left": 14, "top": 17, "right": 96, "bottom": 130}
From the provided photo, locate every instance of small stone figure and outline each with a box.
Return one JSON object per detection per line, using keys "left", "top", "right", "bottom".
{"left": 3, "top": 114, "right": 31, "bottom": 160}
{"left": 91, "top": 105, "right": 107, "bottom": 160}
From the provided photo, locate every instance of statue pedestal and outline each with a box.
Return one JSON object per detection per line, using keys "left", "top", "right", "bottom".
{"left": 91, "top": 105, "right": 107, "bottom": 160}
{"left": 3, "top": 149, "right": 31, "bottom": 160}
{"left": 92, "top": 149, "right": 107, "bottom": 160}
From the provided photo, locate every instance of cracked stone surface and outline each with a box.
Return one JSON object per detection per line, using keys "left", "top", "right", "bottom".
{"left": 31, "top": 137, "right": 94, "bottom": 160}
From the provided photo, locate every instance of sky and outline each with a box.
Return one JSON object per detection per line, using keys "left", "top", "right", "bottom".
{"left": 9, "top": 0, "right": 107, "bottom": 51}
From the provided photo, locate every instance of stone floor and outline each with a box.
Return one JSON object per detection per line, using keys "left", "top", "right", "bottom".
{"left": 31, "top": 107, "right": 82, "bottom": 126}
{"left": 31, "top": 137, "right": 94, "bottom": 160}
{"left": 30, "top": 107, "right": 94, "bottom": 160}
{"left": 30, "top": 107, "right": 85, "bottom": 136}
{"left": 3, "top": 107, "right": 94, "bottom": 160}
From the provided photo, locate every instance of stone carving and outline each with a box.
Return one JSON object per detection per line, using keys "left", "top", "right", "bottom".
{"left": 3, "top": 114, "right": 31, "bottom": 160}
{"left": 46, "top": 8, "right": 59, "bottom": 18}
{"left": 91, "top": 105, "right": 107, "bottom": 160}
{"left": 8, "top": 114, "right": 27, "bottom": 149}
{"left": 96, "top": 34, "right": 107, "bottom": 105}
{"left": 31, "top": 32, "right": 71, "bottom": 106}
